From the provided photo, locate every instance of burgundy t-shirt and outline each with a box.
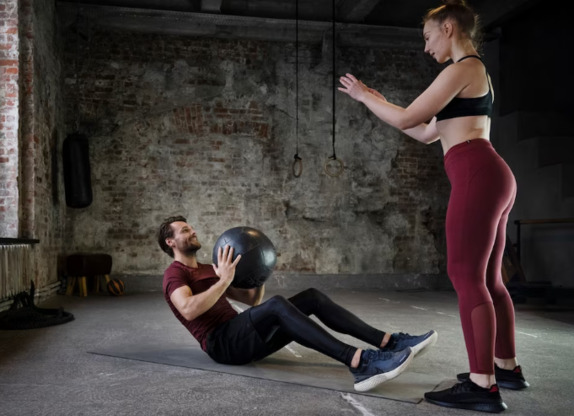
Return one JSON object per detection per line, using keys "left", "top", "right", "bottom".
{"left": 163, "top": 261, "right": 238, "bottom": 351}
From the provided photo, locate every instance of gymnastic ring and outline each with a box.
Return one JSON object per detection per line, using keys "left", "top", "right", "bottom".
{"left": 292, "top": 155, "right": 303, "bottom": 178}
{"left": 324, "top": 157, "right": 344, "bottom": 177}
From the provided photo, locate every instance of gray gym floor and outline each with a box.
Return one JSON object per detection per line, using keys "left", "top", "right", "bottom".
{"left": 1, "top": 286, "right": 572, "bottom": 416}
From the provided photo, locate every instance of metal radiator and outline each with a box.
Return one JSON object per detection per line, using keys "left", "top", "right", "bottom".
{"left": 0, "top": 243, "right": 32, "bottom": 299}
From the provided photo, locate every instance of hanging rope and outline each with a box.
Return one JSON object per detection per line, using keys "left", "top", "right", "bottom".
{"left": 292, "top": 0, "right": 303, "bottom": 178}
{"left": 324, "top": 0, "right": 344, "bottom": 178}
{"left": 330, "top": 0, "right": 336, "bottom": 162}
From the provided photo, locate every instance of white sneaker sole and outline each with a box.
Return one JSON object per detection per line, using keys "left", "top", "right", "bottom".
{"left": 353, "top": 349, "right": 414, "bottom": 392}
{"left": 412, "top": 330, "right": 438, "bottom": 357}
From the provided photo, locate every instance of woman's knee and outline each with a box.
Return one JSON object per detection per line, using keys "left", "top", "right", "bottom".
{"left": 487, "top": 280, "right": 511, "bottom": 301}
{"left": 453, "top": 281, "right": 492, "bottom": 308}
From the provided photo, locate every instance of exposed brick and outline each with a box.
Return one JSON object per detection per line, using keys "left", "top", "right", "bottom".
{"left": 54, "top": 26, "right": 449, "bottom": 277}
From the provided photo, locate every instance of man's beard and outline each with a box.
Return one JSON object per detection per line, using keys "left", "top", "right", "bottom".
{"left": 182, "top": 240, "right": 201, "bottom": 256}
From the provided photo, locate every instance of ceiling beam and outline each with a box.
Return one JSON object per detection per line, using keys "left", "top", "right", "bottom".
{"left": 201, "top": 0, "right": 222, "bottom": 13}
{"left": 57, "top": 2, "right": 422, "bottom": 49}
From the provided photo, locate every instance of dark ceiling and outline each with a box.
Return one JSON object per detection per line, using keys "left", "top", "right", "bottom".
{"left": 58, "top": 0, "right": 542, "bottom": 33}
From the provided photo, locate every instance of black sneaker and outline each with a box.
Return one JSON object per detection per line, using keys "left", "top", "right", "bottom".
{"left": 381, "top": 330, "right": 438, "bottom": 356}
{"left": 457, "top": 365, "right": 529, "bottom": 390}
{"left": 350, "top": 347, "right": 413, "bottom": 392}
{"left": 424, "top": 380, "right": 507, "bottom": 413}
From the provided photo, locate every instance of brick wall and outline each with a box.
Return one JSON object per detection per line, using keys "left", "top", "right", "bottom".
{"left": 60, "top": 27, "right": 449, "bottom": 280}
{"left": 0, "top": 0, "right": 66, "bottom": 302}
{"left": 21, "top": 0, "right": 66, "bottom": 289}
{"left": 0, "top": 0, "right": 19, "bottom": 238}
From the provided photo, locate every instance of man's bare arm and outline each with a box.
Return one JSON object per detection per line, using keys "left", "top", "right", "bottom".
{"left": 170, "top": 245, "right": 241, "bottom": 321}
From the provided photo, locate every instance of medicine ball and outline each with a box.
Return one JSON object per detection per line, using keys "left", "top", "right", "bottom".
{"left": 212, "top": 226, "right": 277, "bottom": 289}
{"left": 107, "top": 278, "right": 125, "bottom": 296}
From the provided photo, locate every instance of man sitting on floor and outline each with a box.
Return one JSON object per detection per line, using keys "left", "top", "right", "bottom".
{"left": 158, "top": 216, "right": 438, "bottom": 392}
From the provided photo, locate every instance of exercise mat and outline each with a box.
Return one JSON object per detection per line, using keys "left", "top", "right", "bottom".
{"left": 89, "top": 343, "right": 440, "bottom": 403}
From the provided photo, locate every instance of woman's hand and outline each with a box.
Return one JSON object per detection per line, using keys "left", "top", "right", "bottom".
{"left": 338, "top": 73, "right": 372, "bottom": 102}
{"left": 368, "top": 88, "right": 387, "bottom": 101}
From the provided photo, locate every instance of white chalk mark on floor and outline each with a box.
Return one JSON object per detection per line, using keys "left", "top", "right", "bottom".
{"left": 341, "top": 393, "right": 377, "bottom": 416}
{"left": 411, "top": 305, "right": 427, "bottom": 311}
{"left": 436, "top": 311, "right": 458, "bottom": 318}
{"left": 284, "top": 343, "right": 303, "bottom": 358}
{"left": 517, "top": 331, "right": 538, "bottom": 338}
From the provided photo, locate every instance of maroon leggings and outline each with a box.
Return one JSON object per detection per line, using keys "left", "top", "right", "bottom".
{"left": 444, "top": 139, "right": 517, "bottom": 374}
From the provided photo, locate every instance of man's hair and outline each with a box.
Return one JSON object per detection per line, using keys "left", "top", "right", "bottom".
{"left": 158, "top": 215, "right": 187, "bottom": 258}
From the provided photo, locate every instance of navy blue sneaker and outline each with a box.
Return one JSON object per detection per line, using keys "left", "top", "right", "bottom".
{"left": 350, "top": 347, "right": 413, "bottom": 392}
{"left": 382, "top": 330, "right": 438, "bottom": 356}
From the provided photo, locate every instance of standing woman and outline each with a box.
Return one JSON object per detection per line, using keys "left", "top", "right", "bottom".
{"left": 339, "top": 0, "right": 528, "bottom": 413}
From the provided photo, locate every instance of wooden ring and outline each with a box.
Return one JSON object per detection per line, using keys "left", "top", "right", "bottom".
{"left": 292, "top": 157, "right": 303, "bottom": 178}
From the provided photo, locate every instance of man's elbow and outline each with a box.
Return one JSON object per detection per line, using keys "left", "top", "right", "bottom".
{"left": 179, "top": 305, "right": 200, "bottom": 321}
{"left": 181, "top": 311, "right": 196, "bottom": 321}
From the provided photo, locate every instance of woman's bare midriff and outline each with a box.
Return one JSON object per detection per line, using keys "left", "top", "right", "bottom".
{"left": 437, "top": 115, "right": 491, "bottom": 154}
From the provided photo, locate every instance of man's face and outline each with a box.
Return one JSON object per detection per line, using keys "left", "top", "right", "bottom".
{"left": 168, "top": 221, "right": 201, "bottom": 256}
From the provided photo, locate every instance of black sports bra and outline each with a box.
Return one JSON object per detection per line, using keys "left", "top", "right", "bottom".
{"left": 435, "top": 55, "right": 493, "bottom": 121}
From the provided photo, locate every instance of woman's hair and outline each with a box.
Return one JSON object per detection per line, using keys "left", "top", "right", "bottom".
{"left": 423, "top": 0, "right": 482, "bottom": 48}
{"left": 158, "top": 215, "right": 187, "bottom": 257}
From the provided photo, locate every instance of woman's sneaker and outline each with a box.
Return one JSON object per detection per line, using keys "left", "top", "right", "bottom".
{"left": 350, "top": 347, "right": 413, "bottom": 392}
{"left": 457, "top": 365, "right": 529, "bottom": 390}
{"left": 424, "top": 380, "right": 507, "bottom": 413}
{"left": 381, "top": 330, "right": 438, "bottom": 356}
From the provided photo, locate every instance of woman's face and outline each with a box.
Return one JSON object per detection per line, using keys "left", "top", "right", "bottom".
{"left": 423, "top": 19, "right": 450, "bottom": 64}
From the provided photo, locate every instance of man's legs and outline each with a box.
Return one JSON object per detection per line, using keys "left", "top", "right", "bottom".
{"left": 248, "top": 292, "right": 359, "bottom": 365}
{"left": 248, "top": 292, "right": 416, "bottom": 392}
{"left": 206, "top": 288, "right": 418, "bottom": 392}
{"left": 258, "top": 288, "right": 436, "bottom": 358}
{"left": 285, "top": 288, "right": 385, "bottom": 347}
{"left": 206, "top": 293, "right": 360, "bottom": 366}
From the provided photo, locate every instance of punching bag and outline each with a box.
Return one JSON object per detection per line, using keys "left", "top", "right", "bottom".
{"left": 63, "top": 133, "right": 92, "bottom": 208}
